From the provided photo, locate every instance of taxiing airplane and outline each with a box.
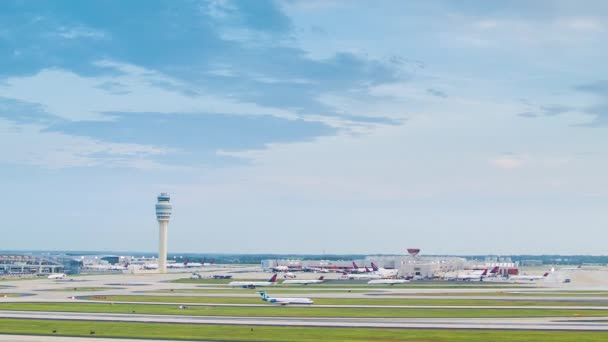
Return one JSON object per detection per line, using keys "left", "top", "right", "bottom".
{"left": 340, "top": 271, "right": 382, "bottom": 280}
{"left": 229, "top": 274, "right": 278, "bottom": 288}
{"left": 258, "top": 291, "right": 313, "bottom": 305}
{"left": 508, "top": 272, "right": 550, "bottom": 281}
{"left": 47, "top": 273, "right": 67, "bottom": 279}
{"left": 561, "top": 265, "right": 583, "bottom": 271}
{"left": 283, "top": 276, "right": 325, "bottom": 285}
{"left": 370, "top": 262, "right": 398, "bottom": 278}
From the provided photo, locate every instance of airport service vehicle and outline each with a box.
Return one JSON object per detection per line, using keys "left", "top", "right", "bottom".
{"left": 340, "top": 271, "right": 382, "bottom": 280}
{"left": 367, "top": 278, "right": 410, "bottom": 285}
{"left": 508, "top": 272, "right": 550, "bottom": 281}
{"left": 283, "top": 272, "right": 296, "bottom": 278}
{"left": 229, "top": 274, "right": 278, "bottom": 288}
{"left": 283, "top": 276, "right": 325, "bottom": 285}
{"left": 370, "top": 262, "right": 399, "bottom": 278}
{"left": 258, "top": 291, "right": 313, "bottom": 305}
{"left": 47, "top": 273, "right": 67, "bottom": 279}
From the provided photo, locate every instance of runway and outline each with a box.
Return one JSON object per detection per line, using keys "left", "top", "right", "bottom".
{"left": 2, "top": 310, "right": 608, "bottom": 331}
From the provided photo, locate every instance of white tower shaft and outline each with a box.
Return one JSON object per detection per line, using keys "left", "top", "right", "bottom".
{"left": 155, "top": 192, "right": 172, "bottom": 274}
{"left": 158, "top": 220, "right": 168, "bottom": 273}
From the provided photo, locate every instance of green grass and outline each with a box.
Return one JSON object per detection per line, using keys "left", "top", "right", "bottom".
{"left": 1, "top": 302, "right": 607, "bottom": 318}
{"left": 80, "top": 295, "right": 608, "bottom": 307}
{"left": 1, "top": 319, "right": 608, "bottom": 341}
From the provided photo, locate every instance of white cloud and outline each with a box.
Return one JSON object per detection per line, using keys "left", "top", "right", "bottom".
{"left": 0, "top": 118, "right": 172, "bottom": 169}
{"left": 0, "top": 61, "right": 300, "bottom": 122}
{"left": 55, "top": 26, "right": 108, "bottom": 40}
{"left": 0, "top": 60, "right": 370, "bottom": 132}
{"left": 489, "top": 156, "right": 525, "bottom": 170}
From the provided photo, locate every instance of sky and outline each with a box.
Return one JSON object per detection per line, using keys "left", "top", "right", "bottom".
{"left": 1, "top": 0, "right": 607, "bottom": 255}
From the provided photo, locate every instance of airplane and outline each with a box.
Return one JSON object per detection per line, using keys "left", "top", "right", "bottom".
{"left": 283, "top": 276, "right": 325, "bottom": 285}
{"left": 47, "top": 273, "right": 67, "bottom": 279}
{"left": 455, "top": 269, "right": 488, "bottom": 281}
{"left": 143, "top": 263, "right": 158, "bottom": 270}
{"left": 258, "top": 291, "right": 313, "bottom": 305}
{"left": 561, "top": 265, "right": 583, "bottom": 271}
{"left": 272, "top": 265, "right": 289, "bottom": 272}
{"left": 508, "top": 272, "right": 550, "bottom": 281}
{"left": 228, "top": 274, "right": 278, "bottom": 288}
{"left": 350, "top": 262, "right": 370, "bottom": 273}
{"left": 184, "top": 261, "right": 203, "bottom": 268}
{"left": 370, "top": 262, "right": 398, "bottom": 278}
{"left": 340, "top": 271, "right": 382, "bottom": 280}
{"left": 367, "top": 278, "right": 410, "bottom": 285}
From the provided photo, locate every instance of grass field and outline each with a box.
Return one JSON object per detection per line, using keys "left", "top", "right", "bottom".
{"left": 79, "top": 294, "right": 608, "bottom": 307}
{"left": 1, "top": 302, "right": 607, "bottom": 318}
{"left": 1, "top": 318, "right": 607, "bottom": 341}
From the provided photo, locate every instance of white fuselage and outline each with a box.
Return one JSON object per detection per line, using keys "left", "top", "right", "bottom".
{"left": 260, "top": 293, "right": 313, "bottom": 305}
{"left": 229, "top": 281, "right": 275, "bottom": 288}
{"left": 283, "top": 279, "right": 324, "bottom": 285}
{"left": 342, "top": 273, "right": 382, "bottom": 280}
{"left": 47, "top": 273, "right": 66, "bottom": 279}
{"left": 508, "top": 275, "right": 546, "bottom": 281}
{"left": 367, "top": 279, "right": 410, "bottom": 285}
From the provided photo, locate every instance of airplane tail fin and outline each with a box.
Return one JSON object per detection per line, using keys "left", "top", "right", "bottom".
{"left": 318, "top": 276, "right": 324, "bottom": 281}
{"left": 543, "top": 272, "right": 549, "bottom": 277}
{"left": 490, "top": 266, "right": 499, "bottom": 274}
{"left": 269, "top": 274, "right": 278, "bottom": 283}
{"left": 257, "top": 291, "right": 267, "bottom": 300}
{"left": 481, "top": 269, "right": 488, "bottom": 276}
{"left": 365, "top": 266, "right": 370, "bottom": 273}
{"left": 341, "top": 271, "right": 348, "bottom": 275}
{"left": 371, "top": 262, "right": 379, "bottom": 272}
{"left": 352, "top": 261, "right": 359, "bottom": 269}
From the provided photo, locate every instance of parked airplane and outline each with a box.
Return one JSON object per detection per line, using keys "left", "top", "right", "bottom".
{"left": 47, "top": 273, "right": 67, "bottom": 279}
{"left": 229, "top": 274, "right": 278, "bottom": 288}
{"left": 283, "top": 276, "right": 325, "bottom": 285}
{"left": 272, "top": 265, "right": 289, "bottom": 272}
{"left": 455, "top": 269, "right": 488, "bottom": 281}
{"left": 508, "top": 272, "right": 550, "bottom": 281}
{"left": 340, "top": 271, "right": 382, "bottom": 280}
{"left": 350, "top": 262, "right": 370, "bottom": 273}
{"left": 258, "top": 291, "right": 313, "bottom": 305}
{"left": 367, "top": 278, "right": 410, "bottom": 285}
{"left": 370, "top": 262, "right": 398, "bottom": 278}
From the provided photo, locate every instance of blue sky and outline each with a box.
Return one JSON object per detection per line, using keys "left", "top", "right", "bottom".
{"left": 1, "top": 0, "right": 607, "bottom": 254}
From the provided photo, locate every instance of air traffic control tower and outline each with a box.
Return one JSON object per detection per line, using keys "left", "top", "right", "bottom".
{"left": 155, "top": 193, "right": 172, "bottom": 273}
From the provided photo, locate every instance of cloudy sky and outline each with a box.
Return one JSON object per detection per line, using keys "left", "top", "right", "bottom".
{"left": 1, "top": 0, "right": 607, "bottom": 255}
